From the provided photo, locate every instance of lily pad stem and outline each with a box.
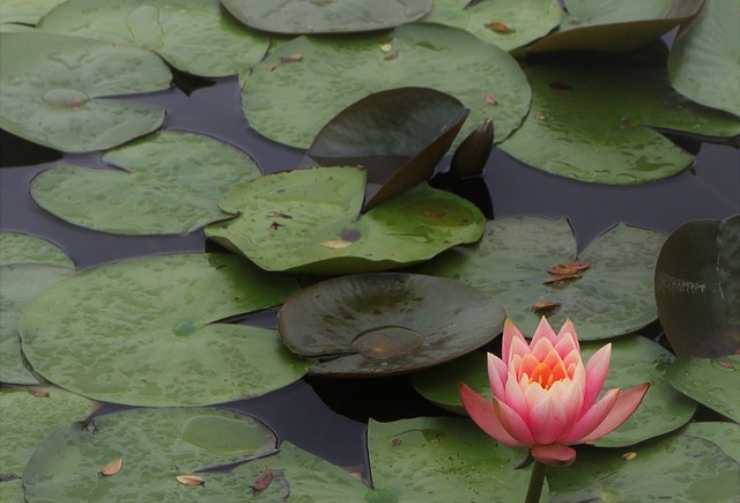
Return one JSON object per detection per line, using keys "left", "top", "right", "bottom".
{"left": 524, "top": 460, "right": 546, "bottom": 503}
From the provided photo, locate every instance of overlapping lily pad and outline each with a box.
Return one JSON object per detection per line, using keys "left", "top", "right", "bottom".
{"left": 547, "top": 424, "right": 739, "bottom": 502}
{"left": 0, "top": 232, "right": 72, "bottom": 268}
{"left": 23, "top": 407, "right": 276, "bottom": 503}
{"left": 368, "top": 417, "right": 541, "bottom": 501}
{"left": 19, "top": 253, "right": 303, "bottom": 406}
{"left": 421, "top": 216, "right": 665, "bottom": 339}
{"left": 655, "top": 216, "right": 740, "bottom": 358}
{"left": 241, "top": 23, "right": 531, "bottom": 149}
{"left": 667, "top": 355, "right": 740, "bottom": 422}
{"left": 0, "top": 32, "right": 170, "bottom": 153}
{"left": 222, "top": 0, "right": 432, "bottom": 34}
{"left": 31, "top": 131, "right": 261, "bottom": 235}
{"left": 206, "top": 167, "right": 486, "bottom": 275}
{"left": 38, "top": 0, "right": 269, "bottom": 77}
{"left": 423, "top": 0, "right": 562, "bottom": 51}
{"left": 0, "top": 0, "right": 65, "bottom": 25}
{"left": 526, "top": 0, "right": 703, "bottom": 53}
{"left": 684, "top": 422, "right": 740, "bottom": 462}
{"left": 500, "top": 47, "right": 740, "bottom": 184}
{"left": 278, "top": 273, "right": 504, "bottom": 376}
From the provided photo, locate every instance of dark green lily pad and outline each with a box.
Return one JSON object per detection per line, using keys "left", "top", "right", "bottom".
{"left": 31, "top": 131, "right": 261, "bottom": 235}
{"left": 307, "top": 87, "right": 469, "bottom": 210}
{"left": 684, "top": 422, "right": 740, "bottom": 463}
{"left": 0, "top": 32, "right": 170, "bottom": 153}
{"left": 241, "top": 23, "right": 530, "bottom": 149}
{"left": 500, "top": 47, "right": 740, "bottom": 184}
{"left": 368, "top": 417, "right": 541, "bottom": 501}
{"left": 278, "top": 273, "right": 504, "bottom": 376}
{"left": 547, "top": 425, "right": 739, "bottom": 502}
{"left": 222, "top": 0, "right": 432, "bottom": 34}
{"left": 20, "top": 253, "right": 303, "bottom": 406}
{"left": 411, "top": 350, "right": 489, "bottom": 414}
{"left": 655, "top": 216, "right": 740, "bottom": 358}
{"left": 23, "top": 407, "right": 276, "bottom": 503}
{"left": 526, "top": 0, "right": 703, "bottom": 53}
{"left": 0, "top": 231, "right": 72, "bottom": 267}
{"left": 666, "top": 355, "right": 740, "bottom": 422}
{"left": 38, "top": 0, "right": 269, "bottom": 77}
{"left": 0, "top": 0, "right": 65, "bottom": 25}
{"left": 206, "top": 167, "right": 485, "bottom": 275}
{"left": 421, "top": 216, "right": 665, "bottom": 340}
{"left": 423, "top": 0, "right": 562, "bottom": 51}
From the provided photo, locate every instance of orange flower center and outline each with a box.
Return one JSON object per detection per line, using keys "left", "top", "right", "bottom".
{"left": 529, "top": 361, "right": 567, "bottom": 389}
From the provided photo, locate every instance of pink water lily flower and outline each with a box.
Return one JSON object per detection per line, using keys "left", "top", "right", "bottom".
{"left": 460, "top": 318, "right": 649, "bottom": 465}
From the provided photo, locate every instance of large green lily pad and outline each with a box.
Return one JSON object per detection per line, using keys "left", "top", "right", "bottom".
{"left": 500, "top": 48, "right": 740, "bottom": 185}
{"left": 0, "top": 387, "right": 97, "bottom": 482}
{"left": 526, "top": 0, "right": 703, "bottom": 53}
{"left": 423, "top": 0, "right": 562, "bottom": 52}
{"left": 222, "top": 0, "right": 432, "bottom": 34}
{"left": 0, "top": 231, "right": 72, "bottom": 268}
{"left": 0, "top": 0, "right": 65, "bottom": 25}
{"left": 278, "top": 273, "right": 504, "bottom": 377}
{"left": 23, "top": 407, "right": 276, "bottom": 503}
{"left": 421, "top": 216, "right": 665, "bottom": 340}
{"left": 0, "top": 32, "right": 170, "bottom": 153}
{"left": 31, "top": 131, "right": 261, "bottom": 235}
{"left": 19, "top": 253, "right": 304, "bottom": 406}
{"left": 666, "top": 355, "right": 740, "bottom": 422}
{"left": 38, "top": 0, "right": 269, "bottom": 77}
{"left": 206, "top": 167, "right": 485, "bottom": 275}
{"left": 655, "top": 216, "right": 740, "bottom": 358}
{"left": 368, "top": 417, "right": 541, "bottom": 501}
{"left": 547, "top": 425, "right": 739, "bottom": 502}
{"left": 684, "top": 422, "right": 740, "bottom": 463}
{"left": 241, "top": 23, "right": 531, "bottom": 149}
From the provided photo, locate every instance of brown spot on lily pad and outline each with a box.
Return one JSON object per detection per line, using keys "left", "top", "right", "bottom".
{"left": 280, "top": 52, "right": 303, "bottom": 64}
{"left": 251, "top": 468, "right": 274, "bottom": 493}
{"left": 423, "top": 210, "right": 446, "bottom": 220}
{"left": 321, "top": 239, "right": 353, "bottom": 249}
{"left": 391, "top": 438, "right": 402, "bottom": 447}
{"left": 549, "top": 262, "right": 591, "bottom": 275}
{"left": 176, "top": 474, "right": 204, "bottom": 486}
{"left": 485, "top": 21, "right": 515, "bottom": 33}
{"left": 484, "top": 94, "right": 497, "bottom": 105}
{"left": 384, "top": 50, "right": 399, "bottom": 61}
{"left": 622, "top": 451, "right": 637, "bottom": 461}
{"left": 30, "top": 387, "right": 50, "bottom": 398}
{"left": 100, "top": 457, "right": 123, "bottom": 476}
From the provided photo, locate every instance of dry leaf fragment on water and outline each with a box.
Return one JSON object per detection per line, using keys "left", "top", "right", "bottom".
{"left": 622, "top": 452, "right": 637, "bottom": 461}
{"left": 29, "top": 387, "right": 50, "bottom": 398}
{"left": 176, "top": 475, "right": 204, "bottom": 486}
{"left": 485, "top": 21, "right": 515, "bottom": 34}
{"left": 280, "top": 52, "right": 303, "bottom": 64}
{"left": 100, "top": 457, "right": 123, "bottom": 476}
{"left": 251, "top": 469, "right": 274, "bottom": 493}
{"left": 549, "top": 262, "right": 591, "bottom": 275}
{"left": 544, "top": 273, "right": 582, "bottom": 285}
{"left": 484, "top": 94, "right": 497, "bottom": 105}
{"left": 391, "top": 438, "right": 402, "bottom": 447}
{"left": 532, "top": 301, "right": 561, "bottom": 312}
{"left": 320, "top": 239, "right": 353, "bottom": 249}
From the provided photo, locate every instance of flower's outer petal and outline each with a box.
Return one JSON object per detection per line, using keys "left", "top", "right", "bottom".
{"left": 531, "top": 316, "right": 558, "bottom": 346}
{"left": 509, "top": 335, "right": 531, "bottom": 365}
{"left": 558, "top": 378, "right": 584, "bottom": 425}
{"left": 487, "top": 353, "right": 507, "bottom": 399}
{"left": 560, "top": 388, "right": 619, "bottom": 444}
{"left": 505, "top": 373, "right": 529, "bottom": 420}
{"left": 529, "top": 395, "right": 567, "bottom": 445}
{"left": 502, "top": 318, "right": 527, "bottom": 364}
{"left": 582, "top": 343, "right": 612, "bottom": 414}
{"left": 557, "top": 319, "right": 580, "bottom": 352}
{"left": 494, "top": 397, "right": 535, "bottom": 445}
{"left": 531, "top": 444, "right": 576, "bottom": 466}
{"left": 581, "top": 383, "right": 650, "bottom": 443}
{"left": 460, "top": 384, "right": 525, "bottom": 447}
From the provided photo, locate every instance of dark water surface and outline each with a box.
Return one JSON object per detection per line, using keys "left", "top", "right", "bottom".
{"left": 1, "top": 74, "right": 738, "bottom": 473}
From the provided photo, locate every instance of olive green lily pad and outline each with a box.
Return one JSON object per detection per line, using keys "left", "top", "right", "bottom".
{"left": 500, "top": 48, "right": 740, "bottom": 185}
{"left": 684, "top": 422, "right": 740, "bottom": 463}
{"left": 0, "top": 0, "right": 65, "bottom": 25}
{"left": 547, "top": 425, "right": 739, "bottom": 502}
{"left": 0, "top": 387, "right": 97, "bottom": 482}
{"left": 0, "top": 32, "right": 170, "bottom": 153}
{"left": 655, "top": 216, "right": 740, "bottom": 358}
{"left": 423, "top": 0, "right": 562, "bottom": 51}
{"left": 368, "top": 417, "right": 542, "bottom": 501}
{"left": 666, "top": 355, "right": 740, "bottom": 422}
{"left": 31, "top": 131, "right": 261, "bottom": 235}
{"left": 38, "top": 0, "right": 269, "bottom": 77}
{"left": 278, "top": 273, "right": 504, "bottom": 377}
{"left": 23, "top": 407, "right": 276, "bottom": 503}
{"left": 421, "top": 216, "right": 665, "bottom": 340}
{"left": 222, "top": 0, "right": 432, "bottom": 34}
{"left": 526, "top": 0, "right": 703, "bottom": 53}
{"left": 206, "top": 167, "right": 485, "bottom": 275}
{"left": 20, "top": 253, "right": 303, "bottom": 406}
{"left": 0, "top": 22, "right": 32, "bottom": 32}
{"left": 0, "top": 231, "right": 72, "bottom": 267}
{"left": 668, "top": 0, "right": 740, "bottom": 118}
{"left": 241, "top": 23, "right": 531, "bottom": 149}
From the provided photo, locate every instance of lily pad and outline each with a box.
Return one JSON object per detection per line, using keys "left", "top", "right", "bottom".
{"left": 23, "top": 407, "right": 276, "bottom": 503}
{"left": 668, "top": 0, "right": 740, "bottom": 118}
{"left": 684, "top": 422, "right": 740, "bottom": 463}
{"left": 547, "top": 425, "right": 739, "bottom": 502}
{"left": 278, "top": 273, "right": 504, "bottom": 377}
{"left": 241, "top": 23, "right": 531, "bottom": 149}
{"left": 526, "top": 0, "right": 703, "bottom": 53}
{"left": 500, "top": 48, "right": 740, "bottom": 184}
{"left": 0, "top": 231, "right": 72, "bottom": 267}
{"left": 0, "top": 0, "right": 65, "bottom": 25}
{"left": 423, "top": 0, "right": 562, "bottom": 51}
{"left": 0, "top": 32, "right": 170, "bottom": 153}
{"left": 0, "top": 387, "right": 97, "bottom": 481}
{"left": 206, "top": 167, "right": 485, "bottom": 275}
{"left": 38, "top": 0, "right": 269, "bottom": 77}
{"left": 368, "top": 417, "right": 541, "bottom": 501}
{"left": 421, "top": 216, "right": 665, "bottom": 340}
{"left": 222, "top": 0, "right": 432, "bottom": 34}
{"left": 31, "top": 131, "right": 261, "bottom": 235}
{"left": 666, "top": 355, "right": 740, "bottom": 422}
{"left": 655, "top": 216, "right": 740, "bottom": 358}
{"left": 307, "top": 87, "right": 469, "bottom": 209}
{"left": 19, "top": 253, "right": 303, "bottom": 406}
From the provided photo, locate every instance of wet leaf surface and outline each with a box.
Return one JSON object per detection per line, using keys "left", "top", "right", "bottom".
{"left": 667, "top": 355, "right": 740, "bottom": 422}
{"left": 0, "top": 0, "right": 65, "bottom": 25}
{"left": 684, "top": 422, "right": 740, "bottom": 463}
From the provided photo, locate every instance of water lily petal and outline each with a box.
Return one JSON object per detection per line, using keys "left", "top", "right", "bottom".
{"left": 531, "top": 316, "right": 558, "bottom": 346}
{"left": 487, "top": 353, "right": 507, "bottom": 399}
{"left": 531, "top": 444, "right": 576, "bottom": 466}
{"left": 529, "top": 394, "right": 567, "bottom": 445}
{"left": 531, "top": 337, "right": 557, "bottom": 362}
{"left": 582, "top": 383, "right": 650, "bottom": 443}
{"left": 561, "top": 388, "right": 619, "bottom": 444}
{"left": 494, "top": 397, "right": 535, "bottom": 445}
{"left": 557, "top": 319, "right": 580, "bottom": 352}
{"left": 582, "top": 343, "right": 612, "bottom": 413}
{"left": 502, "top": 318, "right": 527, "bottom": 364}
{"left": 508, "top": 331, "right": 531, "bottom": 366}
{"left": 505, "top": 372, "right": 529, "bottom": 420}
{"left": 460, "top": 383, "right": 525, "bottom": 447}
